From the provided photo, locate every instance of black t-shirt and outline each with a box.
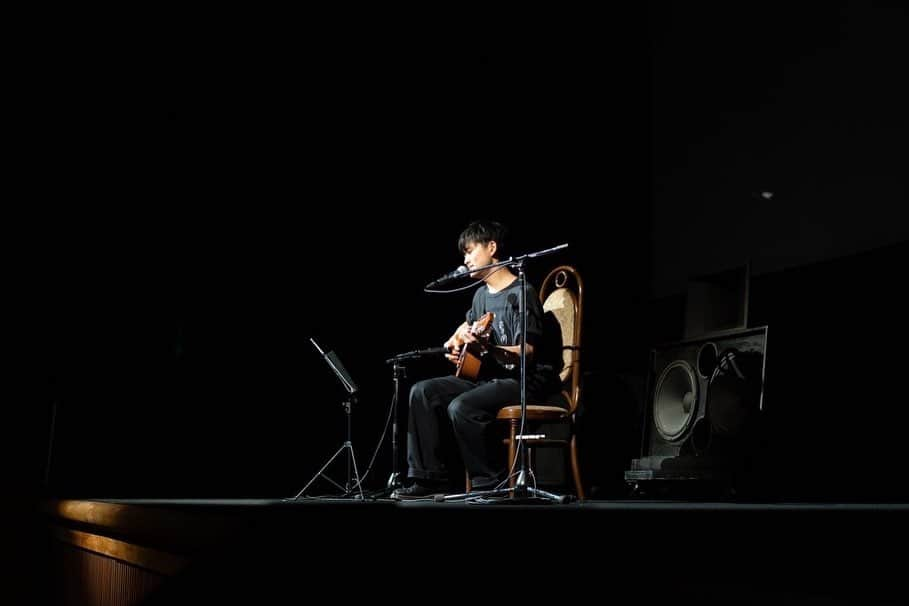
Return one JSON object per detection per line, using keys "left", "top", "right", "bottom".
{"left": 466, "top": 278, "right": 560, "bottom": 399}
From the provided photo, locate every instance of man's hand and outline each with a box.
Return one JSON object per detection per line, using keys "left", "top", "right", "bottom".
{"left": 443, "top": 322, "right": 479, "bottom": 364}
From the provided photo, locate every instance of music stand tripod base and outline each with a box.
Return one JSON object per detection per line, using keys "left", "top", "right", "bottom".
{"left": 289, "top": 438, "right": 365, "bottom": 501}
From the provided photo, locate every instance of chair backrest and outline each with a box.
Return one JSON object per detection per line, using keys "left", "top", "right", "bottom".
{"left": 539, "top": 265, "right": 583, "bottom": 415}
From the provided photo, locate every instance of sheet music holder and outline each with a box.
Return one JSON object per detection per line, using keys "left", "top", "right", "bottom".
{"left": 288, "top": 338, "right": 364, "bottom": 500}
{"left": 310, "top": 337, "right": 359, "bottom": 395}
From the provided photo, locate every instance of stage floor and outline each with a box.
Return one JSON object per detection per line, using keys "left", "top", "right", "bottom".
{"left": 40, "top": 496, "right": 908, "bottom": 604}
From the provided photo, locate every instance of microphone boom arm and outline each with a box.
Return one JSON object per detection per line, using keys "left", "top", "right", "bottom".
{"left": 423, "top": 243, "right": 568, "bottom": 290}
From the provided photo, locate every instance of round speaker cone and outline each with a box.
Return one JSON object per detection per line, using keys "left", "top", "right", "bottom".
{"left": 654, "top": 360, "right": 698, "bottom": 441}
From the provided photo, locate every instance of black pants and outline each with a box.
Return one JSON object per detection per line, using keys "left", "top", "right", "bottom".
{"left": 406, "top": 375, "right": 521, "bottom": 489}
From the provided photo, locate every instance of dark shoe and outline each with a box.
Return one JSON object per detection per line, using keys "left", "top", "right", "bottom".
{"left": 391, "top": 482, "right": 441, "bottom": 500}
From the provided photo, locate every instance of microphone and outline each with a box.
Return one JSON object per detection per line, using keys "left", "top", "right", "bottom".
{"left": 425, "top": 265, "right": 469, "bottom": 289}
{"left": 408, "top": 347, "right": 449, "bottom": 356}
{"left": 386, "top": 347, "right": 449, "bottom": 364}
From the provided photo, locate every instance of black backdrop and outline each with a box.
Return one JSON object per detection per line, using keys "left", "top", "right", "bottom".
{"left": 11, "top": 4, "right": 909, "bottom": 503}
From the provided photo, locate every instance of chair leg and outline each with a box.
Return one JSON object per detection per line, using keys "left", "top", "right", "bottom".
{"left": 569, "top": 434, "right": 584, "bottom": 501}
{"left": 508, "top": 419, "right": 517, "bottom": 488}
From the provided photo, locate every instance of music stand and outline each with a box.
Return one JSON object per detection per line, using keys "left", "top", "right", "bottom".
{"left": 289, "top": 338, "right": 364, "bottom": 500}
{"left": 433, "top": 244, "right": 571, "bottom": 503}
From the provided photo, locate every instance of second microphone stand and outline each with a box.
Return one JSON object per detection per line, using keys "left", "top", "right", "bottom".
{"left": 362, "top": 356, "right": 408, "bottom": 499}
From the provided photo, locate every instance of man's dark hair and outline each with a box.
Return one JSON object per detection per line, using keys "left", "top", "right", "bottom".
{"left": 458, "top": 220, "right": 509, "bottom": 259}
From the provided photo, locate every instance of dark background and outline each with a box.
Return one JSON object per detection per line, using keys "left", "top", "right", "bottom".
{"left": 9, "top": 3, "right": 909, "bottom": 506}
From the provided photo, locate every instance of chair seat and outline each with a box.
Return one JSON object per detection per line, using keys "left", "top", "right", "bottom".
{"left": 496, "top": 405, "right": 569, "bottom": 422}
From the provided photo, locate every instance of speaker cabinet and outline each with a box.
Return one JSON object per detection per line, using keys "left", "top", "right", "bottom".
{"left": 626, "top": 325, "right": 767, "bottom": 485}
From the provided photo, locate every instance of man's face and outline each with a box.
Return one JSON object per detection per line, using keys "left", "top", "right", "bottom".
{"left": 463, "top": 240, "right": 497, "bottom": 277}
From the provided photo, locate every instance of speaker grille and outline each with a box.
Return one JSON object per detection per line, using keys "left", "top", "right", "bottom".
{"left": 653, "top": 360, "right": 698, "bottom": 441}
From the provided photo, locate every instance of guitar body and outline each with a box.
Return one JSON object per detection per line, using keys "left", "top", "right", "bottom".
{"left": 456, "top": 342, "right": 486, "bottom": 381}
{"left": 455, "top": 312, "right": 494, "bottom": 381}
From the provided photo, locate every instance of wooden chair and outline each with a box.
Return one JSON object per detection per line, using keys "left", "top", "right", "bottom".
{"left": 467, "top": 265, "right": 585, "bottom": 500}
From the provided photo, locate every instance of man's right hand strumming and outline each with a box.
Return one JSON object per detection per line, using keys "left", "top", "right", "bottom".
{"left": 444, "top": 322, "right": 472, "bottom": 364}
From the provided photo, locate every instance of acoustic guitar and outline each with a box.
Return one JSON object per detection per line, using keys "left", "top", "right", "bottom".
{"left": 455, "top": 312, "right": 494, "bottom": 381}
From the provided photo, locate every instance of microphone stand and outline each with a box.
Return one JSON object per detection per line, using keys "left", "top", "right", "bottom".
{"left": 437, "top": 243, "right": 571, "bottom": 503}
{"left": 363, "top": 347, "right": 450, "bottom": 500}
{"left": 387, "top": 360, "right": 405, "bottom": 494}
{"left": 361, "top": 356, "right": 408, "bottom": 499}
